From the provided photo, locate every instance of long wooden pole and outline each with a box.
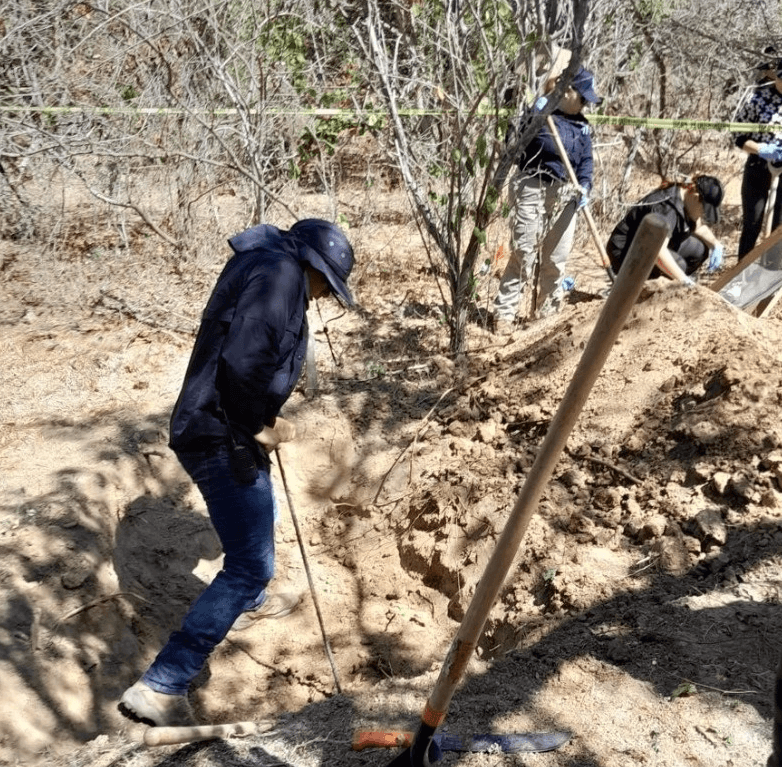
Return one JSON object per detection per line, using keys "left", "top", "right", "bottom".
{"left": 388, "top": 214, "right": 668, "bottom": 767}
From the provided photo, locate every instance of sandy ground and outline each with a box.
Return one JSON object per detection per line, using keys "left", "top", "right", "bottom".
{"left": 1, "top": 178, "right": 781, "bottom": 767}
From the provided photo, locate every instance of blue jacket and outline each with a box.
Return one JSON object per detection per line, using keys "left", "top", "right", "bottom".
{"left": 513, "top": 109, "right": 594, "bottom": 191}
{"left": 169, "top": 225, "right": 310, "bottom": 459}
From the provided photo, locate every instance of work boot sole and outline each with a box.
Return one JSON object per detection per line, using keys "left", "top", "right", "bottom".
{"left": 118, "top": 700, "right": 157, "bottom": 727}
{"left": 118, "top": 681, "right": 195, "bottom": 727}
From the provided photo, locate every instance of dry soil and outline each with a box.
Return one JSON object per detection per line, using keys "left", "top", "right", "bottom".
{"left": 1, "top": 181, "right": 781, "bottom": 767}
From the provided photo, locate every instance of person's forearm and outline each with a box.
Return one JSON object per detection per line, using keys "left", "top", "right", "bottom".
{"left": 692, "top": 223, "right": 718, "bottom": 249}
{"left": 655, "top": 247, "right": 690, "bottom": 282}
{"left": 743, "top": 139, "right": 762, "bottom": 155}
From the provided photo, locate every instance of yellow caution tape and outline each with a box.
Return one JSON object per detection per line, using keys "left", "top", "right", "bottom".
{"left": 0, "top": 104, "right": 770, "bottom": 133}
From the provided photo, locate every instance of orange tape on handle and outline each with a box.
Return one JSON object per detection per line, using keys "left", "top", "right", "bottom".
{"left": 352, "top": 731, "right": 413, "bottom": 751}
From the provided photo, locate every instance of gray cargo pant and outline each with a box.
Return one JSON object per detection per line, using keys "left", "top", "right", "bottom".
{"left": 494, "top": 170, "right": 577, "bottom": 321}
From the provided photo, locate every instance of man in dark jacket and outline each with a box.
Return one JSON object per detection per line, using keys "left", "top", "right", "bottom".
{"left": 494, "top": 66, "right": 601, "bottom": 332}
{"left": 119, "top": 219, "right": 355, "bottom": 727}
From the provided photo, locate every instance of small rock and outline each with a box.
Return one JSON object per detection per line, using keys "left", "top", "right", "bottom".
{"left": 571, "top": 443, "right": 591, "bottom": 458}
{"left": 624, "top": 496, "right": 643, "bottom": 516}
{"left": 475, "top": 421, "right": 498, "bottom": 443}
{"left": 432, "top": 355, "right": 455, "bottom": 374}
{"left": 637, "top": 514, "right": 667, "bottom": 542}
{"left": 682, "top": 535, "right": 701, "bottom": 555}
{"left": 728, "top": 473, "right": 756, "bottom": 502}
{"left": 559, "top": 467, "right": 588, "bottom": 489}
{"left": 760, "top": 450, "right": 782, "bottom": 470}
{"left": 624, "top": 434, "right": 645, "bottom": 452}
{"left": 708, "top": 551, "right": 730, "bottom": 573}
{"left": 687, "top": 420, "right": 720, "bottom": 444}
{"left": 711, "top": 471, "right": 731, "bottom": 495}
{"left": 480, "top": 444, "right": 496, "bottom": 461}
{"left": 567, "top": 514, "right": 596, "bottom": 537}
{"left": 593, "top": 487, "right": 621, "bottom": 510}
{"left": 686, "top": 462, "right": 712, "bottom": 484}
{"left": 652, "top": 536, "right": 691, "bottom": 576}
{"left": 659, "top": 376, "right": 678, "bottom": 392}
{"left": 61, "top": 569, "right": 90, "bottom": 589}
{"left": 447, "top": 420, "right": 468, "bottom": 437}
{"left": 690, "top": 508, "right": 727, "bottom": 547}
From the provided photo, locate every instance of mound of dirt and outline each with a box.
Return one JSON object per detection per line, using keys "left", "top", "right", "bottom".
{"left": 1, "top": 194, "right": 781, "bottom": 767}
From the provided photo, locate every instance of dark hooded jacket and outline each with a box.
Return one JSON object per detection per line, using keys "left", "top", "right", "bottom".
{"left": 169, "top": 224, "right": 315, "bottom": 461}
{"left": 510, "top": 109, "right": 594, "bottom": 191}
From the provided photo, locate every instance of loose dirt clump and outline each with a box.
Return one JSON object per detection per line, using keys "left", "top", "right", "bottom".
{"left": 0, "top": 186, "right": 780, "bottom": 767}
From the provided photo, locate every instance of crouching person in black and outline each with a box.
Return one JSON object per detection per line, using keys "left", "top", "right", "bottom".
{"left": 606, "top": 175, "right": 725, "bottom": 283}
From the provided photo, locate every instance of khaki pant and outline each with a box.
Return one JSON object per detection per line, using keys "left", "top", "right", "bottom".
{"left": 494, "top": 170, "right": 577, "bottom": 321}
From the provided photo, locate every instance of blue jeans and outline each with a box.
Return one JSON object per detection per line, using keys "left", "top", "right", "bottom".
{"left": 142, "top": 447, "right": 276, "bottom": 695}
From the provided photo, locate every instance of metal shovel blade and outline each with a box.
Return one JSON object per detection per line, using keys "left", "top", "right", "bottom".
{"left": 354, "top": 729, "right": 571, "bottom": 753}
{"left": 437, "top": 730, "right": 571, "bottom": 753}
{"left": 385, "top": 724, "right": 442, "bottom": 766}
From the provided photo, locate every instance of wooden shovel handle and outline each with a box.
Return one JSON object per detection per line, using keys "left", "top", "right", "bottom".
{"left": 143, "top": 720, "right": 272, "bottom": 747}
{"left": 420, "top": 214, "right": 668, "bottom": 728}
{"left": 545, "top": 115, "right": 614, "bottom": 280}
{"left": 764, "top": 166, "right": 782, "bottom": 238}
{"left": 352, "top": 731, "right": 414, "bottom": 751}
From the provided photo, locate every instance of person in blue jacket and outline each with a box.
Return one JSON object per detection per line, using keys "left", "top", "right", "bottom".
{"left": 494, "top": 66, "right": 601, "bottom": 333}
{"left": 119, "top": 219, "right": 355, "bottom": 727}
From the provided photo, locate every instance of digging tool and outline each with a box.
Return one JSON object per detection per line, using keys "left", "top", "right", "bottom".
{"left": 354, "top": 730, "right": 570, "bottom": 754}
{"left": 383, "top": 214, "right": 668, "bottom": 767}
{"left": 274, "top": 447, "right": 343, "bottom": 694}
{"left": 545, "top": 115, "right": 615, "bottom": 285}
{"left": 143, "top": 720, "right": 273, "bottom": 747}
{"left": 763, "top": 161, "right": 782, "bottom": 237}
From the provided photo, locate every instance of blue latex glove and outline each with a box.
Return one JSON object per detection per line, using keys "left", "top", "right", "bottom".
{"left": 534, "top": 96, "right": 548, "bottom": 112}
{"left": 707, "top": 242, "right": 724, "bottom": 272}
{"left": 578, "top": 193, "right": 589, "bottom": 209}
{"left": 562, "top": 275, "right": 575, "bottom": 291}
{"left": 757, "top": 142, "right": 782, "bottom": 162}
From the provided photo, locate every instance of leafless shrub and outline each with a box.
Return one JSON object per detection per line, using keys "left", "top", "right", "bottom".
{"left": 1, "top": 0, "right": 781, "bottom": 345}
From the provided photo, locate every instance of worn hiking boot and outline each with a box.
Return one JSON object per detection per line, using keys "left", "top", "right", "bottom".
{"left": 118, "top": 680, "right": 195, "bottom": 727}
{"left": 230, "top": 592, "right": 302, "bottom": 632}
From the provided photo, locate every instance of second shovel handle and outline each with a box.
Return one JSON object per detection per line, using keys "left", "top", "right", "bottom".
{"left": 352, "top": 730, "right": 413, "bottom": 751}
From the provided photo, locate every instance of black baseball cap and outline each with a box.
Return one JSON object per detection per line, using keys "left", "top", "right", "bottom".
{"left": 289, "top": 219, "right": 356, "bottom": 307}
{"left": 695, "top": 175, "right": 724, "bottom": 225}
